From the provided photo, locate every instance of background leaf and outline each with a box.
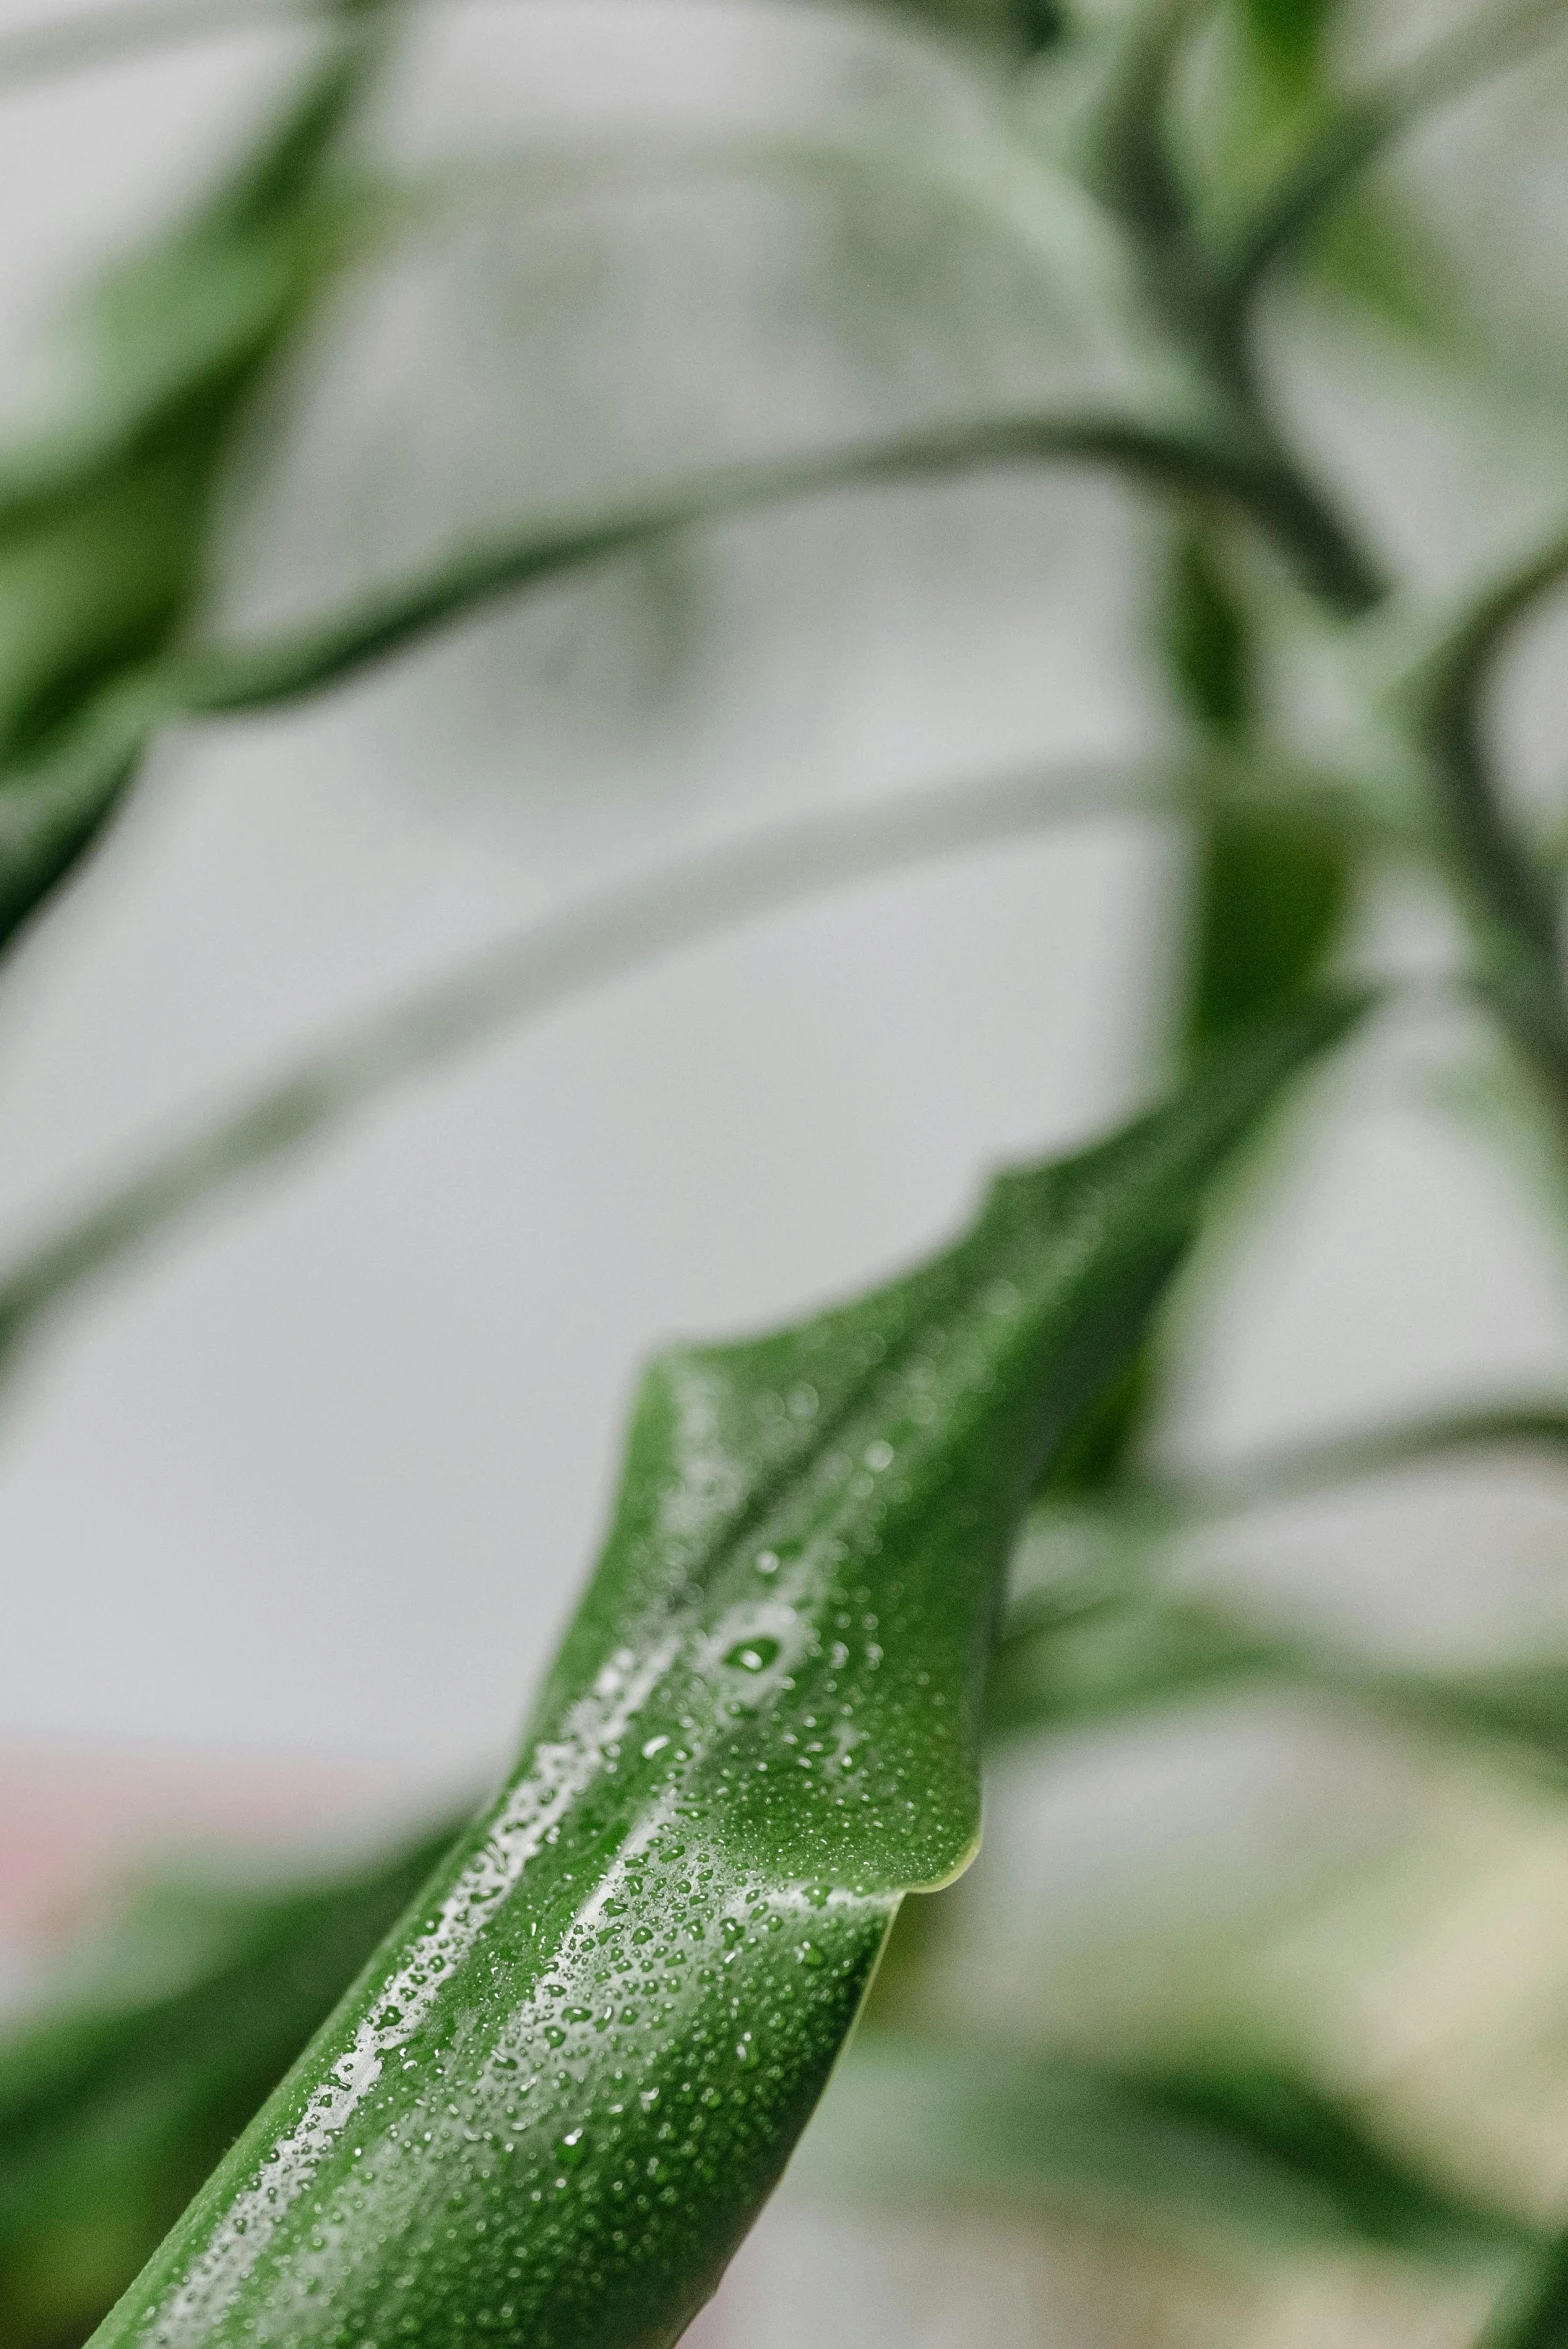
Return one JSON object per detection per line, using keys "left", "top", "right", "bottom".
{"left": 0, "top": 4, "right": 382, "bottom": 950}
{"left": 0, "top": 1820, "right": 460, "bottom": 2349}
{"left": 793, "top": 2030, "right": 1538, "bottom": 2259}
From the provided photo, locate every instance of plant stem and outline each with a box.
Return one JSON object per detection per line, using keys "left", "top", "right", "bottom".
{"left": 1110, "top": 0, "right": 1568, "bottom": 1149}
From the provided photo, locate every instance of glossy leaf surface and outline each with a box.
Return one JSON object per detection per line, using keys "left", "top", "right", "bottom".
{"left": 86, "top": 998, "right": 1359, "bottom": 2349}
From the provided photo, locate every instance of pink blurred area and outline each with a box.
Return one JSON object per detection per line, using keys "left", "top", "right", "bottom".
{"left": 0, "top": 1744, "right": 411, "bottom": 1965}
{"left": 0, "top": 1746, "right": 735, "bottom": 2342}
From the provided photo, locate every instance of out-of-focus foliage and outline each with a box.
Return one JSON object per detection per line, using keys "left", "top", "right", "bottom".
{"left": 0, "top": 0, "right": 1567, "bottom": 2346}
{"left": 0, "top": 2, "right": 388, "bottom": 952}
{"left": 797, "top": 2031, "right": 1538, "bottom": 2260}
{"left": 0, "top": 1819, "right": 460, "bottom": 2349}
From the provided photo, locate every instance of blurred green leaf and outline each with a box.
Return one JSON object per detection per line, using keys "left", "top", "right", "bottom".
{"left": 874, "top": 0, "right": 1067, "bottom": 53}
{"left": 0, "top": 754, "right": 1196, "bottom": 1376}
{"left": 1476, "top": 2235, "right": 1568, "bottom": 2348}
{"left": 0, "top": 1819, "right": 460, "bottom": 2349}
{"left": 1384, "top": 517, "right": 1568, "bottom": 1083}
{"left": 1235, "top": 0, "right": 1335, "bottom": 99}
{"left": 1054, "top": 529, "right": 1357, "bottom": 1505}
{"left": 796, "top": 2029, "right": 1537, "bottom": 2257}
{"left": 81, "top": 997, "right": 1359, "bottom": 2349}
{"left": 1305, "top": 181, "right": 1468, "bottom": 350}
{"left": 989, "top": 1588, "right": 1282, "bottom": 1737}
{"left": 0, "top": 747, "right": 1381, "bottom": 1392}
{"left": 0, "top": 4, "right": 383, "bottom": 947}
{"left": 994, "top": 1556, "right": 1568, "bottom": 1794}
{"left": 1214, "top": 0, "right": 1568, "bottom": 311}
{"left": 1165, "top": 528, "right": 1254, "bottom": 739}
{"left": 1010, "top": 1391, "right": 1568, "bottom": 1641}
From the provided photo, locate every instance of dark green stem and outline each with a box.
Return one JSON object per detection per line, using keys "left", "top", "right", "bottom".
{"left": 1409, "top": 533, "right": 1568, "bottom": 1145}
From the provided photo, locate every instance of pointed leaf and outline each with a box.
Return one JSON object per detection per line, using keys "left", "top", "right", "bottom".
{"left": 85, "top": 996, "right": 1362, "bottom": 2349}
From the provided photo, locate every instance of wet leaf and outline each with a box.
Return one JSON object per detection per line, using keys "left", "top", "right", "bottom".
{"left": 84, "top": 996, "right": 1361, "bottom": 2349}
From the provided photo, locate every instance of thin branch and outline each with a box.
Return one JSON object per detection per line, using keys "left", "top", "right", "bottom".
{"left": 1149, "top": 1399, "right": 1568, "bottom": 1521}
{"left": 1008, "top": 1397, "right": 1568, "bottom": 1573}
{"left": 1221, "top": 0, "right": 1568, "bottom": 307}
{"left": 1391, "top": 521, "right": 1568, "bottom": 1126}
{"left": 0, "top": 754, "right": 1185, "bottom": 1367}
{"left": 388, "top": 121, "right": 1146, "bottom": 350}
{"left": 151, "top": 416, "right": 1270, "bottom": 723}
{"left": 0, "top": 411, "right": 1401, "bottom": 968}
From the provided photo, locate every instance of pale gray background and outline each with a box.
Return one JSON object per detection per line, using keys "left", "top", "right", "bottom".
{"left": 0, "top": 0, "right": 1565, "bottom": 1804}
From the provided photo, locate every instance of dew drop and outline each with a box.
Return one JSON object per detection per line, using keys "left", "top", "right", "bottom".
{"left": 725, "top": 1637, "right": 780, "bottom": 1675}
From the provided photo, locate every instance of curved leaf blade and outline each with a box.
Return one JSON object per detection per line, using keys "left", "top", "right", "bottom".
{"left": 86, "top": 995, "right": 1361, "bottom": 2349}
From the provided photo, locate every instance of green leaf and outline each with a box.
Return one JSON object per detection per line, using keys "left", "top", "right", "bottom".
{"left": 1215, "top": 0, "right": 1568, "bottom": 308}
{"left": 0, "top": 1820, "right": 460, "bottom": 2349}
{"left": 1476, "top": 2236, "right": 1568, "bottom": 2349}
{"left": 1234, "top": 0, "right": 1336, "bottom": 98}
{"left": 870, "top": 0, "right": 1066, "bottom": 53}
{"left": 993, "top": 1554, "right": 1568, "bottom": 1794}
{"left": 85, "top": 995, "right": 1361, "bottom": 2349}
{"left": 1054, "top": 532, "right": 1355, "bottom": 1504}
{"left": 0, "top": 8, "right": 383, "bottom": 945}
{"left": 1164, "top": 529, "right": 1255, "bottom": 742}
{"left": 1382, "top": 520, "right": 1568, "bottom": 1073}
{"left": 0, "top": 0, "right": 1065, "bottom": 79}
{"left": 795, "top": 2030, "right": 1538, "bottom": 2258}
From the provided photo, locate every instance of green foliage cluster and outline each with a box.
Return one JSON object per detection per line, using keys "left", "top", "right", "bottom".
{"left": 1, "top": 0, "right": 1568, "bottom": 2344}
